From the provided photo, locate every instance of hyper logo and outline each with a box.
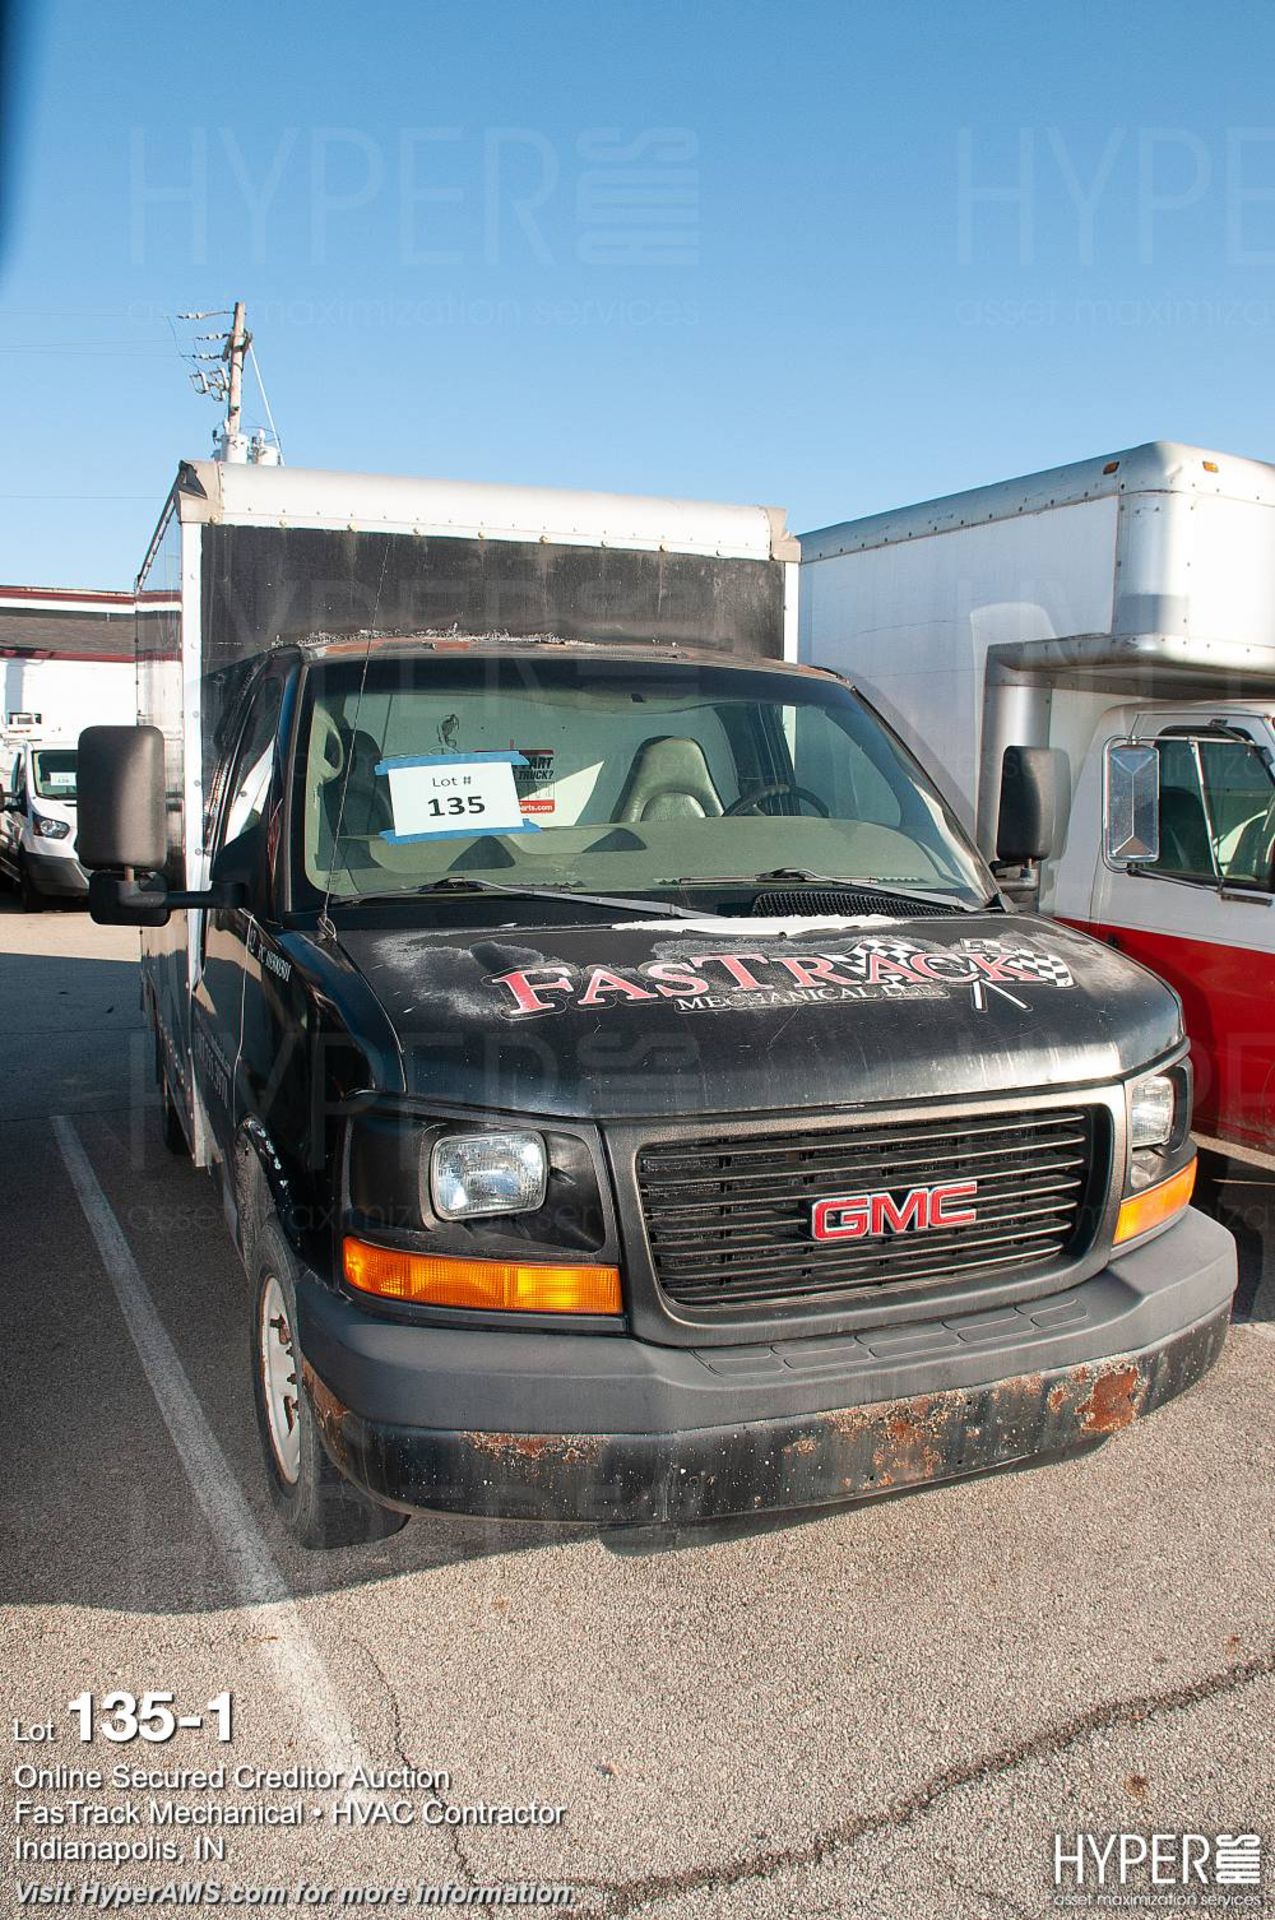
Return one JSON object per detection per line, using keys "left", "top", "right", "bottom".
{"left": 488, "top": 937, "right": 1076, "bottom": 1019}
{"left": 811, "top": 1181, "right": 978, "bottom": 1242}
{"left": 1053, "top": 1830, "right": 1261, "bottom": 1892}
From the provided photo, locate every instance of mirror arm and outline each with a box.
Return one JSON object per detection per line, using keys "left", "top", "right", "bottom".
{"left": 168, "top": 881, "right": 248, "bottom": 910}
{"left": 90, "top": 872, "right": 247, "bottom": 911}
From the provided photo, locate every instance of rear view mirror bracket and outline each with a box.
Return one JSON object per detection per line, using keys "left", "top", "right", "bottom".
{"left": 87, "top": 870, "right": 246, "bottom": 928}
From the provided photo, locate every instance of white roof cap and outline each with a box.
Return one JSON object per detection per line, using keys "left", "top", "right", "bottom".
{"left": 174, "top": 460, "right": 796, "bottom": 562}
{"left": 802, "top": 441, "right": 1275, "bottom": 561}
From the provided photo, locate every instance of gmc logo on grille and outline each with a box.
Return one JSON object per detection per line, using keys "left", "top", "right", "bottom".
{"left": 810, "top": 1180, "right": 979, "bottom": 1242}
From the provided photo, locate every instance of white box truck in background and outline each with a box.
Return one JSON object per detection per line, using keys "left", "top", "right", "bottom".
{"left": 800, "top": 442, "right": 1275, "bottom": 1157}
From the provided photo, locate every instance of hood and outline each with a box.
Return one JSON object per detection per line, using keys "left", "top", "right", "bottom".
{"left": 330, "top": 912, "right": 1181, "bottom": 1121}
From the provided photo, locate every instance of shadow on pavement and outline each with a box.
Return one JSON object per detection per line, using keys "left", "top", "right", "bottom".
{"left": 1194, "top": 1150, "right": 1274, "bottom": 1320}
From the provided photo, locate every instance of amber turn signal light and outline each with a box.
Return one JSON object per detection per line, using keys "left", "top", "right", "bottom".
{"left": 343, "top": 1236, "right": 623, "bottom": 1315}
{"left": 1113, "top": 1159, "right": 1196, "bottom": 1246}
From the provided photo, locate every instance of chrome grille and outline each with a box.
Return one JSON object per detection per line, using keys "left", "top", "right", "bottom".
{"left": 636, "top": 1108, "right": 1098, "bottom": 1308}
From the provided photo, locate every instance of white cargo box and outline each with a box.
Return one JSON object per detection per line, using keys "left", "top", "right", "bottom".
{"left": 800, "top": 441, "right": 1275, "bottom": 849}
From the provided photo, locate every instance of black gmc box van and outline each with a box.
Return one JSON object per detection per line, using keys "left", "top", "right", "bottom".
{"left": 78, "top": 460, "right": 1234, "bottom": 1546}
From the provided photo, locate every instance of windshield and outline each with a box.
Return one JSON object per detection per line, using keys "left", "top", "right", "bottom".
{"left": 295, "top": 655, "right": 993, "bottom": 907}
{"left": 32, "top": 749, "right": 77, "bottom": 801}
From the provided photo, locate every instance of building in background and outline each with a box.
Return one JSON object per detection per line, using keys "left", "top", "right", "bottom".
{"left": 0, "top": 586, "right": 135, "bottom": 747}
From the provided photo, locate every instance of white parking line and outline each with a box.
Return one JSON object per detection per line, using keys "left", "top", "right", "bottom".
{"left": 52, "top": 1113, "right": 370, "bottom": 1779}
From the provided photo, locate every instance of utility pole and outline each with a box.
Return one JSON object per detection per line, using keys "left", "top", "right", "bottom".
{"left": 181, "top": 299, "right": 280, "bottom": 462}
{"left": 220, "top": 300, "right": 250, "bottom": 462}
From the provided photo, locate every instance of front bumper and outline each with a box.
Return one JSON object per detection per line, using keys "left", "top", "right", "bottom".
{"left": 297, "top": 1206, "right": 1235, "bottom": 1526}
{"left": 25, "top": 848, "right": 89, "bottom": 897}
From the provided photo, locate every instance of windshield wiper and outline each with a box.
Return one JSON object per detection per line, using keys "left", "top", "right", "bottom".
{"left": 670, "top": 868, "right": 993, "bottom": 914}
{"left": 341, "top": 875, "right": 703, "bottom": 919}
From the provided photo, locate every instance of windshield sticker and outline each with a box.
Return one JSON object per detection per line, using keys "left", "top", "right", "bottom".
{"left": 514, "top": 747, "right": 556, "bottom": 815}
{"left": 376, "top": 751, "right": 541, "bottom": 844}
{"left": 487, "top": 935, "right": 1075, "bottom": 1019}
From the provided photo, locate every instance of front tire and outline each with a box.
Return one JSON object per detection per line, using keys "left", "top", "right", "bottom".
{"left": 18, "top": 858, "right": 43, "bottom": 912}
{"left": 249, "top": 1220, "right": 407, "bottom": 1549}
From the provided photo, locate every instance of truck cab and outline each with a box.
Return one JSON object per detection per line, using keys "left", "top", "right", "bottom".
{"left": 800, "top": 442, "right": 1275, "bottom": 1161}
{"left": 1055, "top": 699, "right": 1275, "bottom": 1154}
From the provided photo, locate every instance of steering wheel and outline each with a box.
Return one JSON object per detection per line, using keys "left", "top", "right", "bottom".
{"left": 723, "top": 782, "right": 830, "bottom": 818}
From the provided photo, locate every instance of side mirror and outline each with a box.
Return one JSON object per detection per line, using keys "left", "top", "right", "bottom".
{"left": 78, "top": 725, "right": 167, "bottom": 871}
{"left": 1103, "top": 740, "right": 1160, "bottom": 864}
{"left": 997, "top": 746, "right": 1061, "bottom": 863}
{"left": 78, "top": 725, "right": 173, "bottom": 926}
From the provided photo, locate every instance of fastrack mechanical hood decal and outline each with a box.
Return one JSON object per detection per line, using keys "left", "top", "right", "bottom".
{"left": 486, "top": 934, "right": 1076, "bottom": 1020}
{"left": 329, "top": 915, "right": 1175, "bottom": 1121}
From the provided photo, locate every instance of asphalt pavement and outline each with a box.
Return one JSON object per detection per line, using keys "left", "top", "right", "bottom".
{"left": 2, "top": 896, "right": 1272, "bottom": 1919}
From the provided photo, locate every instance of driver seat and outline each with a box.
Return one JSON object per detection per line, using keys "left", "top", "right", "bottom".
{"left": 615, "top": 736, "right": 724, "bottom": 822}
{"left": 1156, "top": 784, "right": 1213, "bottom": 876}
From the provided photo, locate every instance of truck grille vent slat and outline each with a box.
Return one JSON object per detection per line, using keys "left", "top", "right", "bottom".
{"left": 752, "top": 889, "right": 963, "bottom": 918}
{"left": 643, "top": 1168, "right": 1085, "bottom": 1224}
{"left": 639, "top": 1112, "right": 1085, "bottom": 1170}
{"left": 639, "top": 1139, "right": 1089, "bottom": 1198}
{"left": 636, "top": 1107, "right": 1098, "bottom": 1309}
{"left": 649, "top": 1194, "right": 1082, "bottom": 1260}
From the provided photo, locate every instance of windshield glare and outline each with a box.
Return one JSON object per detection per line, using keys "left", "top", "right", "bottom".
{"left": 298, "top": 657, "right": 991, "bottom": 906}
{"left": 32, "top": 749, "right": 77, "bottom": 801}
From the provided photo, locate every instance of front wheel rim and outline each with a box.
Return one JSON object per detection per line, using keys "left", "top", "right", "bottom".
{"left": 260, "top": 1274, "right": 302, "bottom": 1485}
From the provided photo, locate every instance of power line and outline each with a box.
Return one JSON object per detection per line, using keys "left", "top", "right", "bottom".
{"left": 247, "top": 340, "right": 283, "bottom": 460}
{"left": 0, "top": 344, "right": 178, "bottom": 354}
{"left": 0, "top": 493, "right": 160, "bottom": 501}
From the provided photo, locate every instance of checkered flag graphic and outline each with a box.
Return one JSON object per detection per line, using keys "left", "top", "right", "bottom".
{"left": 962, "top": 939, "right": 1076, "bottom": 989}
{"left": 856, "top": 936, "right": 934, "bottom": 968}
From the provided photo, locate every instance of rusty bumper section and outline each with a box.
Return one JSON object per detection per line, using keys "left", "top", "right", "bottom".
{"left": 305, "top": 1305, "right": 1229, "bottom": 1527}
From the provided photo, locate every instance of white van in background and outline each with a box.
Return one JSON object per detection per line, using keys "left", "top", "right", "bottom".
{"left": 0, "top": 739, "right": 88, "bottom": 908}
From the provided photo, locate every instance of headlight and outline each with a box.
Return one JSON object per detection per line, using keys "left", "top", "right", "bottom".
{"left": 1128, "top": 1072, "right": 1176, "bottom": 1150}
{"left": 34, "top": 813, "right": 70, "bottom": 839}
{"left": 430, "top": 1131, "right": 548, "bottom": 1220}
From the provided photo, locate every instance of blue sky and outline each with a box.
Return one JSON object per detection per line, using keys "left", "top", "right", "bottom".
{"left": 3, "top": 0, "right": 1275, "bottom": 584}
